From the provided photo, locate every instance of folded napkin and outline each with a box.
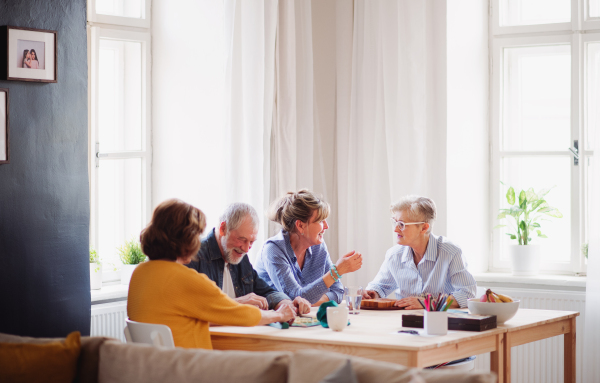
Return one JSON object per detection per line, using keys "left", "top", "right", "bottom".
{"left": 316, "top": 301, "right": 339, "bottom": 328}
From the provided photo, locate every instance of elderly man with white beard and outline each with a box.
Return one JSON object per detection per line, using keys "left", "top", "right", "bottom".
{"left": 186, "top": 203, "right": 311, "bottom": 315}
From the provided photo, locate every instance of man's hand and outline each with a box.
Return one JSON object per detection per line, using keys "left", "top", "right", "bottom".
{"left": 362, "top": 290, "right": 379, "bottom": 299}
{"left": 235, "top": 293, "right": 268, "bottom": 310}
{"left": 394, "top": 297, "right": 423, "bottom": 310}
{"left": 293, "top": 296, "right": 311, "bottom": 315}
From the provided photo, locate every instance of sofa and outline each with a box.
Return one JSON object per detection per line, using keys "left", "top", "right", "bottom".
{"left": 0, "top": 332, "right": 497, "bottom": 383}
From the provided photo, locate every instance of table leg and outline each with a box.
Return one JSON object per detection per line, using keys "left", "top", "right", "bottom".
{"left": 503, "top": 332, "right": 512, "bottom": 383}
{"left": 490, "top": 333, "right": 504, "bottom": 383}
{"left": 564, "top": 317, "right": 576, "bottom": 383}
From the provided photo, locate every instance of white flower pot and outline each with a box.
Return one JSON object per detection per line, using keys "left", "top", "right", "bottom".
{"left": 90, "top": 263, "right": 102, "bottom": 290}
{"left": 509, "top": 244, "right": 540, "bottom": 276}
{"left": 121, "top": 264, "right": 138, "bottom": 285}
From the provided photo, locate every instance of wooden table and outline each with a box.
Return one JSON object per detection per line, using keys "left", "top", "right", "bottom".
{"left": 496, "top": 309, "right": 579, "bottom": 383}
{"left": 210, "top": 308, "right": 578, "bottom": 383}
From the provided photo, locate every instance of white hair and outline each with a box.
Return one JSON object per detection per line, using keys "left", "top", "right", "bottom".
{"left": 390, "top": 195, "right": 436, "bottom": 234}
{"left": 219, "top": 203, "right": 259, "bottom": 233}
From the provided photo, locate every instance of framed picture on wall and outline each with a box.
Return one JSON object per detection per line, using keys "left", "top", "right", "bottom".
{"left": 5, "top": 26, "right": 57, "bottom": 83}
{"left": 0, "top": 88, "right": 8, "bottom": 165}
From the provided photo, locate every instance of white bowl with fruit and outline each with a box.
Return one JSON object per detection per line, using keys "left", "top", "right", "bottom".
{"left": 467, "top": 289, "right": 520, "bottom": 324}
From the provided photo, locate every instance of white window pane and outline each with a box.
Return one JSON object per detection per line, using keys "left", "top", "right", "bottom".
{"left": 502, "top": 45, "right": 570, "bottom": 151}
{"left": 99, "top": 39, "right": 143, "bottom": 152}
{"left": 98, "top": 158, "right": 143, "bottom": 268}
{"left": 500, "top": 0, "right": 570, "bottom": 26}
{"left": 96, "top": 0, "right": 143, "bottom": 19}
{"left": 591, "top": 0, "right": 600, "bottom": 18}
{"left": 499, "top": 157, "right": 571, "bottom": 264}
{"left": 586, "top": 42, "right": 600, "bottom": 150}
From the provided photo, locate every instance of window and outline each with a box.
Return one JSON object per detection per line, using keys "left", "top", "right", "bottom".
{"left": 88, "top": 0, "right": 151, "bottom": 280}
{"left": 491, "top": 0, "right": 598, "bottom": 274}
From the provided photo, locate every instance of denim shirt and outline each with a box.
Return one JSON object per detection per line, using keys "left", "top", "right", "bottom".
{"left": 186, "top": 228, "right": 290, "bottom": 310}
{"left": 254, "top": 230, "right": 344, "bottom": 304}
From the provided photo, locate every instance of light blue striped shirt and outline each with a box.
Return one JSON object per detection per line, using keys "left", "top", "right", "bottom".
{"left": 254, "top": 230, "right": 344, "bottom": 304}
{"left": 366, "top": 234, "right": 476, "bottom": 308}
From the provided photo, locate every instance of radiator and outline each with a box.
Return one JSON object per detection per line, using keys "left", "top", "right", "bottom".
{"left": 90, "top": 301, "right": 127, "bottom": 342}
{"left": 473, "top": 287, "right": 586, "bottom": 383}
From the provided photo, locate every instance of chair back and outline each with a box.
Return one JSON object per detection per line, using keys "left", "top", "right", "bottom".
{"left": 124, "top": 319, "right": 175, "bottom": 348}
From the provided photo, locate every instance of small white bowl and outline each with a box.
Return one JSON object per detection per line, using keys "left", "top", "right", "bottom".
{"left": 467, "top": 298, "right": 520, "bottom": 324}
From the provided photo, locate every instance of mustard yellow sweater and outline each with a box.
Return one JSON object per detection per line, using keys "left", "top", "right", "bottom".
{"left": 127, "top": 260, "right": 261, "bottom": 349}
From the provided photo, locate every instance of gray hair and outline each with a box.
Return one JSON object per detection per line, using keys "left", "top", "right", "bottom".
{"left": 390, "top": 195, "right": 436, "bottom": 234}
{"left": 219, "top": 203, "right": 260, "bottom": 232}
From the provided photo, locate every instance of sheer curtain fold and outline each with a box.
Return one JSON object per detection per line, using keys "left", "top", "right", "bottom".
{"left": 337, "top": 0, "right": 446, "bottom": 287}
{"left": 582, "top": 114, "right": 600, "bottom": 380}
{"left": 224, "top": 0, "right": 322, "bottom": 257}
{"left": 269, "top": 0, "right": 319, "bottom": 236}
{"left": 223, "top": 0, "right": 278, "bottom": 262}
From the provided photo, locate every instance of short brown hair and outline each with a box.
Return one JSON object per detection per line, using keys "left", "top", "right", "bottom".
{"left": 268, "top": 189, "right": 330, "bottom": 233}
{"left": 140, "top": 199, "right": 207, "bottom": 261}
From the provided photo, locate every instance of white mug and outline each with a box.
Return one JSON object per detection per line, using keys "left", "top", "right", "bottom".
{"left": 327, "top": 306, "right": 349, "bottom": 331}
{"left": 424, "top": 310, "right": 448, "bottom": 336}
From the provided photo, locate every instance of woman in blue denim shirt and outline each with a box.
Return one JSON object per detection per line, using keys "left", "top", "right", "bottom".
{"left": 255, "top": 189, "right": 363, "bottom": 306}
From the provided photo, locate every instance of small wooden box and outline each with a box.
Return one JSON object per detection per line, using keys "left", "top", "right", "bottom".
{"left": 402, "top": 311, "right": 497, "bottom": 332}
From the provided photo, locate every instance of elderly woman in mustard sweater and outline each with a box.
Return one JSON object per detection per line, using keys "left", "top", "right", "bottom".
{"left": 127, "top": 198, "right": 295, "bottom": 349}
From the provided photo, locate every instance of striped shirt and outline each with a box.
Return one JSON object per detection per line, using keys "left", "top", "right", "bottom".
{"left": 254, "top": 230, "right": 344, "bottom": 304}
{"left": 366, "top": 234, "right": 476, "bottom": 308}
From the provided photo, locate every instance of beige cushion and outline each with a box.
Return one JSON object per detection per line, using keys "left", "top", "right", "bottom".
{"left": 98, "top": 341, "right": 291, "bottom": 383}
{"left": 288, "top": 349, "right": 497, "bottom": 383}
{"left": 0, "top": 332, "right": 112, "bottom": 383}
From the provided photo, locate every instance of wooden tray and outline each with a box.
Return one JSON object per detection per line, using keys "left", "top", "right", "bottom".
{"left": 361, "top": 305, "right": 405, "bottom": 311}
{"left": 361, "top": 298, "right": 404, "bottom": 310}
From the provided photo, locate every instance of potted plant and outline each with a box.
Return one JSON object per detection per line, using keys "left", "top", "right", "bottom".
{"left": 118, "top": 239, "right": 147, "bottom": 285}
{"left": 90, "top": 247, "right": 102, "bottom": 290}
{"left": 496, "top": 185, "right": 562, "bottom": 275}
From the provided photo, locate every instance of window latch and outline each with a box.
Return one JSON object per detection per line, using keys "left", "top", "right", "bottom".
{"left": 568, "top": 140, "right": 579, "bottom": 166}
{"left": 95, "top": 143, "right": 108, "bottom": 167}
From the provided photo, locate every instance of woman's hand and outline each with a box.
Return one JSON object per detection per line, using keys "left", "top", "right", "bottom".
{"left": 257, "top": 304, "right": 296, "bottom": 326}
{"left": 335, "top": 251, "right": 363, "bottom": 275}
{"left": 394, "top": 297, "right": 423, "bottom": 310}
{"left": 276, "top": 303, "right": 296, "bottom": 323}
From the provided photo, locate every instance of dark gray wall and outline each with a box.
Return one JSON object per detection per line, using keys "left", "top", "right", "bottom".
{"left": 0, "top": 0, "right": 90, "bottom": 337}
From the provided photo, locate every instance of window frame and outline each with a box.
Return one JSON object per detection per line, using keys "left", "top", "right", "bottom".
{"left": 490, "top": 0, "right": 600, "bottom": 275}
{"left": 87, "top": 0, "right": 151, "bottom": 29}
{"left": 88, "top": 2, "right": 152, "bottom": 282}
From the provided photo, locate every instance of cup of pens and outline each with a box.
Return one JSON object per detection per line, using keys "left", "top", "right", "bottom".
{"left": 423, "top": 293, "right": 452, "bottom": 336}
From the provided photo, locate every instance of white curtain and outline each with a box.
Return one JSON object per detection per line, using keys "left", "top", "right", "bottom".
{"left": 224, "top": 0, "right": 322, "bottom": 260}
{"left": 223, "top": 0, "right": 278, "bottom": 261}
{"left": 582, "top": 119, "right": 600, "bottom": 378}
{"left": 269, "top": 0, "right": 319, "bottom": 237}
{"left": 336, "top": 0, "right": 447, "bottom": 288}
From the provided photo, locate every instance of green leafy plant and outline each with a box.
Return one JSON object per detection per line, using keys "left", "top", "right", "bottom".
{"left": 495, "top": 185, "right": 562, "bottom": 245}
{"left": 117, "top": 239, "right": 147, "bottom": 265}
{"left": 90, "top": 247, "right": 101, "bottom": 273}
{"left": 89, "top": 247, "right": 99, "bottom": 263}
{"left": 582, "top": 243, "right": 588, "bottom": 259}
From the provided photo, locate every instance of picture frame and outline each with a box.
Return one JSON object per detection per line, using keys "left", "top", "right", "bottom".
{"left": 0, "top": 88, "right": 8, "bottom": 165}
{"left": 4, "top": 26, "right": 57, "bottom": 83}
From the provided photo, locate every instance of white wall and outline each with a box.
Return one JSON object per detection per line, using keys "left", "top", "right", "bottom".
{"left": 447, "top": 0, "right": 490, "bottom": 272}
{"left": 152, "top": 0, "right": 227, "bottom": 231}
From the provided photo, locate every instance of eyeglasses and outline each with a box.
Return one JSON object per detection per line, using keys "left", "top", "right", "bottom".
{"left": 390, "top": 218, "right": 425, "bottom": 231}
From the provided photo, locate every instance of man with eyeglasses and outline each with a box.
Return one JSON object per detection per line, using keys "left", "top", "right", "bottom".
{"left": 362, "top": 195, "right": 477, "bottom": 309}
